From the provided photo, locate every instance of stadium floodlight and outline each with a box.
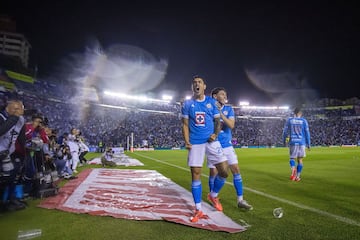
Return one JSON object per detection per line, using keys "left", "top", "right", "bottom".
{"left": 137, "top": 95, "right": 148, "bottom": 102}
{"left": 162, "top": 94, "right": 173, "bottom": 101}
{"left": 185, "top": 95, "right": 192, "bottom": 100}
{"left": 103, "top": 91, "right": 126, "bottom": 98}
{"left": 242, "top": 105, "right": 278, "bottom": 110}
{"left": 278, "top": 106, "right": 289, "bottom": 110}
{"left": 239, "top": 101, "right": 250, "bottom": 106}
{"left": 103, "top": 90, "right": 170, "bottom": 103}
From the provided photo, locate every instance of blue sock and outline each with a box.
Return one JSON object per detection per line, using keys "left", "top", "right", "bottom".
{"left": 209, "top": 176, "right": 215, "bottom": 192}
{"left": 297, "top": 163, "right": 303, "bottom": 176}
{"left": 233, "top": 173, "right": 243, "bottom": 197}
{"left": 191, "top": 180, "right": 202, "bottom": 204}
{"left": 289, "top": 159, "right": 295, "bottom": 168}
{"left": 213, "top": 175, "right": 226, "bottom": 194}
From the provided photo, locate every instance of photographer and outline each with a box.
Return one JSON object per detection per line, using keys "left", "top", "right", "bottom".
{"left": 22, "top": 113, "right": 51, "bottom": 196}
{"left": 43, "top": 126, "right": 60, "bottom": 181}
{"left": 78, "top": 131, "right": 89, "bottom": 166}
{"left": 0, "top": 99, "right": 26, "bottom": 211}
{"left": 55, "top": 144, "right": 75, "bottom": 179}
{"left": 101, "top": 147, "right": 116, "bottom": 167}
{"left": 67, "top": 128, "right": 80, "bottom": 173}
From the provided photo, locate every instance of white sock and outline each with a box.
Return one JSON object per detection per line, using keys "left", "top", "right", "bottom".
{"left": 195, "top": 203, "right": 201, "bottom": 210}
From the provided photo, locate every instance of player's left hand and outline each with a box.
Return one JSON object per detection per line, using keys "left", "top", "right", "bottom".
{"left": 44, "top": 154, "right": 52, "bottom": 162}
{"left": 208, "top": 134, "right": 217, "bottom": 142}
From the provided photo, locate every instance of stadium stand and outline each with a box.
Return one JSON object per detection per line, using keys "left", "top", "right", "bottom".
{"left": 1, "top": 79, "right": 360, "bottom": 150}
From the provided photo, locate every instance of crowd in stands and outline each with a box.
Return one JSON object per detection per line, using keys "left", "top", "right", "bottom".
{"left": 2, "top": 79, "right": 360, "bottom": 150}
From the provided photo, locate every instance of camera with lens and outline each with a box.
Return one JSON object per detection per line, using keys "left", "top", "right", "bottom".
{"left": 61, "top": 144, "right": 70, "bottom": 152}
{"left": 0, "top": 150, "right": 9, "bottom": 161}
{"left": 26, "top": 137, "right": 44, "bottom": 151}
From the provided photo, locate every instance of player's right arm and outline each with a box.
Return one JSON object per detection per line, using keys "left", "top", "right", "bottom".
{"left": 208, "top": 98, "right": 221, "bottom": 142}
{"left": 181, "top": 101, "right": 192, "bottom": 150}
{"left": 220, "top": 106, "right": 235, "bottom": 129}
{"left": 182, "top": 118, "right": 191, "bottom": 149}
{"left": 304, "top": 119, "right": 311, "bottom": 149}
{"left": 282, "top": 119, "right": 290, "bottom": 146}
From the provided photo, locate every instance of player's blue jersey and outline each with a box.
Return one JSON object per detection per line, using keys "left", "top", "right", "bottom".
{"left": 181, "top": 96, "right": 220, "bottom": 144}
{"left": 282, "top": 117, "right": 311, "bottom": 146}
{"left": 218, "top": 104, "right": 235, "bottom": 148}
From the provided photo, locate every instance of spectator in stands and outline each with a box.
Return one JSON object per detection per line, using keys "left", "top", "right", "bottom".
{"left": 208, "top": 87, "right": 253, "bottom": 210}
{"left": 98, "top": 141, "right": 104, "bottom": 153}
{"left": 282, "top": 107, "right": 311, "bottom": 181}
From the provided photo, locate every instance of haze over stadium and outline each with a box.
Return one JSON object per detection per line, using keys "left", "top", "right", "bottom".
{"left": 1, "top": 1, "right": 359, "bottom": 105}
{"left": 1, "top": 2, "right": 360, "bottom": 239}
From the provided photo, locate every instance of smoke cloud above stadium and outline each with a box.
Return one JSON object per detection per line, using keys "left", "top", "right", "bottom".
{"left": 245, "top": 69, "right": 319, "bottom": 106}
{"left": 57, "top": 39, "right": 168, "bottom": 96}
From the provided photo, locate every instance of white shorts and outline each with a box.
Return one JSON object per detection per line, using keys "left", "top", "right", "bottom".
{"left": 289, "top": 145, "right": 306, "bottom": 158}
{"left": 188, "top": 141, "right": 227, "bottom": 167}
{"left": 207, "top": 146, "right": 238, "bottom": 168}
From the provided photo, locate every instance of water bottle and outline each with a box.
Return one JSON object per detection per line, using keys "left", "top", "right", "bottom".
{"left": 17, "top": 229, "right": 42, "bottom": 239}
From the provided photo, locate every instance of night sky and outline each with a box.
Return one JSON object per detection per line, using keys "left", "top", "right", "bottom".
{"left": 2, "top": 1, "right": 359, "bottom": 104}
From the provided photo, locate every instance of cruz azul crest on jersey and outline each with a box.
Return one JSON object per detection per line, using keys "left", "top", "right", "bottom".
{"left": 195, "top": 111, "right": 205, "bottom": 126}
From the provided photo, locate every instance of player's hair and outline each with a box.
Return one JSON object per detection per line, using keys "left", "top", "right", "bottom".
{"left": 192, "top": 75, "right": 206, "bottom": 84}
{"left": 294, "top": 107, "right": 302, "bottom": 115}
{"left": 211, "top": 87, "right": 226, "bottom": 97}
{"left": 31, "top": 112, "right": 44, "bottom": 121}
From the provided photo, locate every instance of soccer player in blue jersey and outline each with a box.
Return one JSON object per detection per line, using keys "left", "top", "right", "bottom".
{"left": 181, "top": 76, "right": 229, "bottom": 223}
{"left": 282, "top": 107, "right": 311, "bottom": 181}
{"left": 208, "top": 87, "right": 253, "bottom": 210}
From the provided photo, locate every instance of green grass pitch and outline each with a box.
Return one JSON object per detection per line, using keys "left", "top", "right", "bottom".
{"left": 1, "top": 147, "right": 359, "bottom": 239}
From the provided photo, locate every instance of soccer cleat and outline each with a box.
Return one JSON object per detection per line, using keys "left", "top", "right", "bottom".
{"left": 295, "top": 177, "right": 301, "bottom": 182}
{"left": 189, "top": 210, "right": 205, "bottom": 223}
{"left": 237, "top": 200, "right": 253, "bottom": 211}
{"left": 6, "top": 200, "right": 26, "bottom": 211}
{"left": 207, "top": 193, "right": 223, "bottom": 211}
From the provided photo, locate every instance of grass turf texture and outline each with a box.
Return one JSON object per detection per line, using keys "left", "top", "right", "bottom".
{"left": 1, "top": 147, "right": 359, "bottom": 239}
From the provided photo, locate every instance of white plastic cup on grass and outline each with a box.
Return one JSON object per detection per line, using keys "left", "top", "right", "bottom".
{"left": 273, "top": 208, "right": 284, "bottom": 218}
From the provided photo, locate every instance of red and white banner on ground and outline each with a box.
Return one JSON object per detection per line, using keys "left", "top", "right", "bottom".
{"left": 88, "top": 154, "right": 144, "bottom": 166}
{"left": 39, "top": 169, "right": 246, "bottom": 233}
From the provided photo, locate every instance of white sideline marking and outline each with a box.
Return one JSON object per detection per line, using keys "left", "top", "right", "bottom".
{"left": 134, "top": 153, "right": 360, "bottom": 227}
